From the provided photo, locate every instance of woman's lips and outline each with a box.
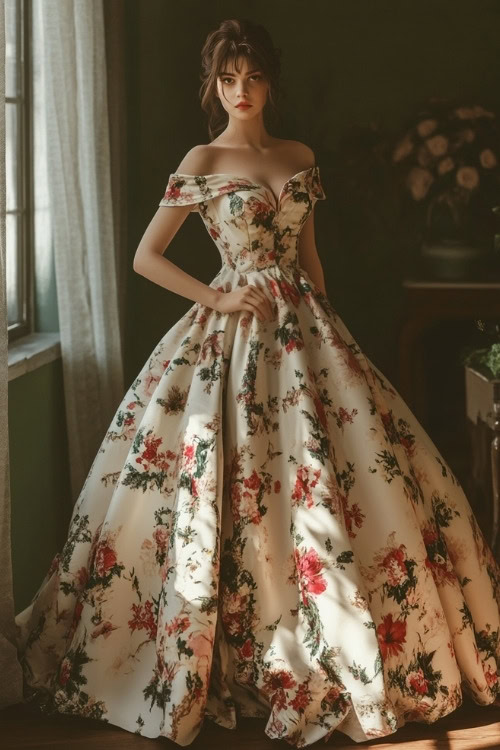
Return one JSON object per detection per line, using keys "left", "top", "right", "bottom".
{"left": 236, "top": 103, "right": 252, "bottom": 108}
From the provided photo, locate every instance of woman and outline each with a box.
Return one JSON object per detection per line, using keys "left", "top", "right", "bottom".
{"left": 15, "top": 16, "right": 500, "bottom": 748}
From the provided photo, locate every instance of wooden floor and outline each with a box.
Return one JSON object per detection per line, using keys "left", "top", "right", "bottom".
{"left": 1, "top": 695, "right": 499, "bottom": 749}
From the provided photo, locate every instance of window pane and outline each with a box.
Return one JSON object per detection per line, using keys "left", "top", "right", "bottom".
{"left": 6, "top": 211, "right": 21, "bottom": 324}
{"left": 5, "top": 0, "right": 19, "bottom": 99}
{"left": 6, "top": 0, "right": 27, "bottom": 336}
{"left": 32, "top": 0, "right": 58, "bottom": 331}
{"left": 6, "top": 101, "right": 19, "bottom": 212}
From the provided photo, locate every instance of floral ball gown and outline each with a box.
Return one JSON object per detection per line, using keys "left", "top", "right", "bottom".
{"left": 14, "top": 164, "right": 500, "bottom": 746}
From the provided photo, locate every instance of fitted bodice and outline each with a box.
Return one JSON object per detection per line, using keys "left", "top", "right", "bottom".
{"left": 159, "top": 165, "right": 326, "bottom": 274}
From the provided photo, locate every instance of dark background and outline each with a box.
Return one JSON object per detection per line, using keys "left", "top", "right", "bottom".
{"left": 125, "top": 0, "right": 500, "bottom": 386}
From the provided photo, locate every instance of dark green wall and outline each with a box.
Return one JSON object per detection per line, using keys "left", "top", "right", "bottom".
{"left": 9, "top": 360, "right": 72, "bottom": 613}
{"left": 124, "top": 0, "right": 500, "bottom": 386}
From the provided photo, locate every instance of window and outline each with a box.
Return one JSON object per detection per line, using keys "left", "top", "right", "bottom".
{"left": 6, "top": 0, "right": 32, "bottom": 343}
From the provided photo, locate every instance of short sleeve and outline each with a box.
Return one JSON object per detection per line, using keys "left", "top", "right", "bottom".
{"left": 159, "top": 174, "right": 210, "bottom": 213}
{"left": 159, "top": 173, "right": 263, "bottom": 214}
{"left": 310, "top": 165, "right": 326, "bottom": 201}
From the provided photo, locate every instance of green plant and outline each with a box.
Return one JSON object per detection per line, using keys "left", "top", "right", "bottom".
{"left": 461, "top": 319, "right": 500, "bottom": 378}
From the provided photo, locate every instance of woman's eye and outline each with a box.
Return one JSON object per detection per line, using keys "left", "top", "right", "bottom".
{"left": 221, "top": 75, "right": 262, "bottom": 84}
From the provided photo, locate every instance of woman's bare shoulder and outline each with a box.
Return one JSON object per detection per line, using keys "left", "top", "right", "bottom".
{"left": 173, "top": 144, "right": 214, "bottom": 176}
{"left": 173, "top": 139, "right": 315, "bottom": 175}
{"left": 281, "top": 139, "right": 315, "bottom": 166}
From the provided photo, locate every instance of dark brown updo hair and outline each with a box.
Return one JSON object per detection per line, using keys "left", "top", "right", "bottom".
{"left": 199, "top": 18, "right": 283, "bottom": 141}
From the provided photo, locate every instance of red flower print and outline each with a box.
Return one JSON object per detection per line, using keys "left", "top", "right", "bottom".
{"left": 324, "top": 684, "right": 342, "bottom": 705}
{"left": 338, "top": 406, "right": 358, "bottom": 424}
{"left": 274, "top": 480, "right": 281, "bottom": 493}
{"left": 230, "top": 477, "right": 261, "bottom": 525}
{"left": 47, "top": 553, "right": 60, "bottom": 577}
{"left": 483, "top": 663, "right": 498, "bottom": 688}
{"left": 244, "top": 469, "right": 261, "bottom": 491}
{"left": 399, "top": 435, "right": 415, "bottom": 458}
{"left": 294, "top": 547, "right": 327, "bottom": 605}
{"left": 163, "top": 177, "right": 198, "bottom": 205}
{"left": 95, "top": 542, "right": 117, "bottom": 578}
{"left": 153, "top": 526, "right": 169, "bottom": 552}
{"left": 184, "top": 444, "right": 195, "bottom": 461}
{"left": 143, "top": 372, "right": 160, "bottom": 396}
{"left": 222, "top": 610, "right": 246, "bottom": 637}
{"left": 187, "top": 631, "right": 212, "bottom": 659}
{"left": 253, "top": 199, "right": 274, "bottom": 218}
{"left": 422, "top": 521, "right": 439, "bottom": 546}
{"left": 165, "top": 615, "right": 190, "bottom": 637}
{"left": 406, "top": 668, "right": 429, "bottom": 695}
{"left": 292, "top": 465, "right": 321, "bottom": 508}
{"left": 269, "top": 279, "right": 280, "bottom": 299}
{"left": 209, "top": 226, "right": 220, "bottom": 240}
{"left": 270, "top": 278, "right": 301, "bottom": 307}
{"left": 290, "top": 682, "right": 310, "bottom": 712}
{"left": 381, "top": 545, "right": 409, "bottom": 587}
{"left": 221, "top": 587, "right": 252, "bottom": 638}
{"left": 239, "top": 638, "right": 254, "bottom": 660}
{"left": 190, "top": 476, "right": 199, "bottom": 498}
{"left": 200, "top": 331, "right": 224, "bottom": 360}
{"left": 126, "top": 401, "right": 136, "bottom": 410}
{"left": 285, "top": 337, "right": 304, "bottom": 354}
{"left": 263, "top": 668, "right": 297, "bottom": 710}
{"left": 340, "top": 496, "right": 365, "bottom": 538}
{"left": 71, "top": 600, "right": 84, "bottom": 629}
{"left": 128, "top": 600, "right": 157, "bottom": 640}
{"left": 422, "top": 526, "right": 457, "bottom": 586}
{"left": 447, "top": 639, "right": 456, "bottom": 660}
{"left": 343, "top": 345, "right": 363, "bottom": 376}
{"left": 313, "top": 394, "right": 328, "bottom": 431}
{"left": 285, "top": 280, "right": 301, "bottom": 306}
{"left": 91, "top": 620, "right": 118, "bottom": 640}
{"left": 58, "top": 657, "right": 71, "bottom": 686}
{"left": 376, "top": 613, "right": 407, "bottom": 660}
{"left": 136, "top": 434, "right": 174, "bottom": 472}
{"left": 75, "top": 566, "right": 88, "bottom": 588}
{"left": 163, "top": 183, "right": 182, "bottom": 201}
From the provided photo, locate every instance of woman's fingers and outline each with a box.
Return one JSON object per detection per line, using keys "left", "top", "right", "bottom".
{"left": 248, "top": 284, "right": 274, "bottom": 320}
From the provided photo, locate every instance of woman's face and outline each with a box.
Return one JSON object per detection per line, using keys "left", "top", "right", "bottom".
{"left": 216, "top": 55, "right": 269, "bottom": 119}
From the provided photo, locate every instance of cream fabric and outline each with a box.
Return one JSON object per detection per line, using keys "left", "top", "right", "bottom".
{"left": 14, "top": 168, "right": 500, "bottom": 744}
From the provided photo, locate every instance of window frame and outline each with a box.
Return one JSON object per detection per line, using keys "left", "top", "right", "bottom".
{"left": 7, "top": 0, "right": 34, "bottom": 344}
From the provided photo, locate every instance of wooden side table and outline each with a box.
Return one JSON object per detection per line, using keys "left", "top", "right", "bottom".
{"left": 398, "top": 280, "right": 500, "bottom": 426}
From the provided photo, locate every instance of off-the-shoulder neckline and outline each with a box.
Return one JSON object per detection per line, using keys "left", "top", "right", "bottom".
{"left": 169, "top": 165, "right": 319, "bottom": 212}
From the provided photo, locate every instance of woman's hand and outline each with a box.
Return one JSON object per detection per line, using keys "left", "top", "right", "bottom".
{"left": 214, "top": 283, "right": 275, "bottom": 322}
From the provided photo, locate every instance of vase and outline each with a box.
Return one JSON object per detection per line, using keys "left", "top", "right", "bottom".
{"left": 420, "top": 239, "right": 489, "bottom": 281}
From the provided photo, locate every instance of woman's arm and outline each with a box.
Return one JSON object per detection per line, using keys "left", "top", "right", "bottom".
{"left": 133, "top": 145, "right": 222, "bottom": 309}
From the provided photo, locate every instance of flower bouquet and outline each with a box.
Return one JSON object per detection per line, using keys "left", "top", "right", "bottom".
{"left": 391, "top": 97, "right": 500, "bottom": 279}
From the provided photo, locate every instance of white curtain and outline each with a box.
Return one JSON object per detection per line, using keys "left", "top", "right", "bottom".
{"left": 1, "top": 0, "right": 125, "bottom": 709}
{"left": 37, "top": 0, "right": 124, "bottom": 501}
{"left": 0, "top": 0, "right": 23, "bottom": 708}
